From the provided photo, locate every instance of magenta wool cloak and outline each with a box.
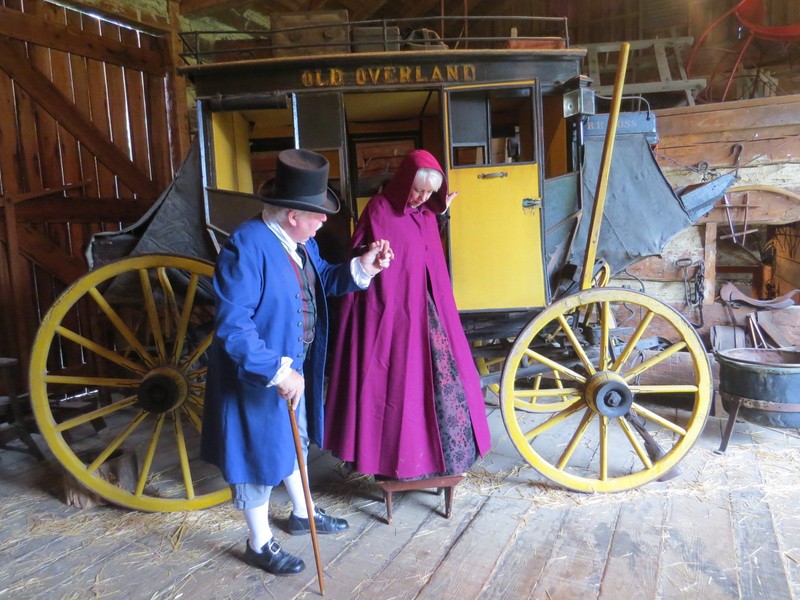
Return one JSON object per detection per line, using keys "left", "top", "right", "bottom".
{"left": 324, "top": 150, "right": 491, "bottom": 478}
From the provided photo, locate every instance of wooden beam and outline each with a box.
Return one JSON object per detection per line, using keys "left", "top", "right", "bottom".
{"left": 15, "top": 225, "right": 87, "bottom": 284}
{"left": 48, "top": 0, "right": 171, "bottom": 34}
{"left": 0, "top": 36, "right": 160, "bottom": 199}
{"left": 0, "top": 7, "right": 166, "bottom": 76}
{"left": 166, "top": 1, "right": 190, "bottom": 176}
{"left": 2, "top": 197, "right": 29, "bottom": 362}
{"left": 11, "top": 197, "right": 153, "bottom": 222}
{"left": 703, "top": 222, "right": 717, "bottom": 305}
{"left": 656, "top": 95, "right": 800, "bottom": 138}
{"left": 656, "top": 136, "right": 800, "bottom": 169}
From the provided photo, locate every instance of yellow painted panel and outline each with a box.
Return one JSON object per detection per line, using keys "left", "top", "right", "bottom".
{"left": 356, "top": 196, "right": 370, "bottom": 216}
{"left": 448, "top": 162, "right": 546, "bottom": 311}
{"left": 211, "top": 113, "right": 236, "bottom": 190}
{"left": 211, "top": 112, "right": 254, "bottom": 193}
{"left": 233, "top": 113, "right": 253, "bottom": 193}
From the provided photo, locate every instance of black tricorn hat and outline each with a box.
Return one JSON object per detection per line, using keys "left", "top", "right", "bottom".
{"left": 259, "top": 149, "right": 340, "bottom": 215}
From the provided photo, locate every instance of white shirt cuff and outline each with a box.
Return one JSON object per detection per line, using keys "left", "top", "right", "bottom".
{"left": 351, "top": 257, "right": 373, "bottom": 289}
{"left": 268, "top": 356, "right": 294, "bottom": 387}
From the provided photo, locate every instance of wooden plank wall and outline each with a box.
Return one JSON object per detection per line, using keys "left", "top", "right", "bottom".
{"left": 653, "top": 95, "right": 800, "bottom": 299}
{"left": 609, "top": 94, "right": 800, "bottom": 347}
{"left": 0, "top": 0, "right": 183, "bottom": 373}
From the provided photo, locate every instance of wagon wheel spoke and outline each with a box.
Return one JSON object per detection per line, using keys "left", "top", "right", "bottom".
{"left": 181, "top": 330, "right": 214, "bottom": 370}
{"left": 556, "top": 407, "right": 595, "bottom": 470}
{"left": 522, "top": 400, "right": 586, "bottom": 441}
{"left": 87, "top": 410, "right": 148, "bottom": 472}
{"left": 30, "top": 255, "right": 230, "bottom": 511}
{"left": 136, "top": 414, "right": 166, "bottom": 497}
{"left": 622, "top": 341, "right": 687, "bottom": 381}
{"left": 599, "top": 301, "right": 611, "bottom": 371}
{"left": 54, "top": 395, "right": 138, "bottom": 433}
{"left": 618, "top": 417, "right": 653, "bottom": 469}
{"left": 611, "top": 310, "right": 655, "bottom": 371}
{"left": 599, "top": 416, "right": 609, "bottom": 481}
{"left": 500, "top": 287, "right": 711, "bottom": 493}
{"left": 631, "top": 402, "right": 688, "bottom": 437}
{"left": 182, "top": 402, "right": 204, "bottom": 432}
{"left": 88, "top": 287, "right": 157, "bottom": 368}
{"left": 139, "top": 268, "right": 168, "bottom": 362}
{"left": 523, "top": 349, "right": 586, "bottom": 383}
{"left": 556, "top": 314, "right": 596, "bottom": 376}
{"left": 174, "top": 413, "right": 196, "bottom": 500}
{"left": 172, "top": 273, "right": 202, "bottom": 363}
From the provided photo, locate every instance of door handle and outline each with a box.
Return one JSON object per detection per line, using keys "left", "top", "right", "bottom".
{"left": 522, "top": 198, "right": 541, "bottom": 208}
{"left": 477, "top": 171, "right": 508, "bottom": 179}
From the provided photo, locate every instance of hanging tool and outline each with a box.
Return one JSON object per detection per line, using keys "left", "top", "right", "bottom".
{"left": 730, "top": 143, "right": 743, "bottom": 177}
{"left": 676, "top": 257, "right": 705, "bottom": 329}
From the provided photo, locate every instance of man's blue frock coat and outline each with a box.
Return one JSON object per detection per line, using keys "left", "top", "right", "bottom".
{"left": 201, "top": 217, "right": 359, "bottom": 486}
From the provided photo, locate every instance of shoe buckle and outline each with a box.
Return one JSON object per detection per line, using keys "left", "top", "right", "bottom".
{"left": 267, "top": 539, "right": 281, "bottom": 554}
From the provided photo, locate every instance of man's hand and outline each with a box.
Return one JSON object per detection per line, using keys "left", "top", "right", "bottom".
{"left": 358, "top": 239, "right": 394, "bottom": 276}
{"left": 277, "top": 369, "right": 305, "bottom": 410}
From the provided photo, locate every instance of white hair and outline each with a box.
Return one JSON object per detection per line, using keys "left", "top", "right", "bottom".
{"left": 414, "top": 167, "right": 443, "bottom": 191}
{"left": 261, "top": 204, "right": 290, "bottom": 224}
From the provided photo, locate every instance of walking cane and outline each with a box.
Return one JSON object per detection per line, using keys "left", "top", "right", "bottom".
{"left": 287, "top": 399, "right": 325, "bottom": 595}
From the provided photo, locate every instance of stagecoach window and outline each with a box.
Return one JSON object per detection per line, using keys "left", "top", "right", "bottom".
{"left": 295, "top": 93, "right": 345, "bottom": 150}
{"left": 448, "top": 86, "right": 536, "bottom": 167}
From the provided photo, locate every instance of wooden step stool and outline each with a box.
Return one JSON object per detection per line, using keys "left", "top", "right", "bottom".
{"left": 375, "top": 473, "right": 465, "bottom": 524}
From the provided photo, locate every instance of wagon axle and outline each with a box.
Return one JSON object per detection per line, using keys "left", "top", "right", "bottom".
{"left": 136, "top": 367, "right": 189, "bottom": 414}
{"left": 586, "top": 372, "right": 633, "bottom": 418}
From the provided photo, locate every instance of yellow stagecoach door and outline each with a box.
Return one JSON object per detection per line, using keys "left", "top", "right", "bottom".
{"left": 444, "top": 83, "right": 547, "bottom": 312}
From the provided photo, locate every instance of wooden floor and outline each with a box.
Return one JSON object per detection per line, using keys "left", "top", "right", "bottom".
{"left": 1, "top": 400, "right": 799, "bottom": 600}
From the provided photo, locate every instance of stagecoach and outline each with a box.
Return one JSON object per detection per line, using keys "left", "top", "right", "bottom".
{"left": 29, "top": 15, "right": 730, "bottom": 511}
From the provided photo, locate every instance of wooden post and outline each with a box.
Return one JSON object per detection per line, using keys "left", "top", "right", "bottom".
{"left": 703, "top": 222, "right": 717, "bottom": 304}
{"left": 167, "top": 1, "right": 191, "bottom": 173}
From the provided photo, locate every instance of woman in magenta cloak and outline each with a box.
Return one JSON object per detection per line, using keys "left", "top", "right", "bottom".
{"left": 324, "top": 150, "right": 491, "bottom": 479}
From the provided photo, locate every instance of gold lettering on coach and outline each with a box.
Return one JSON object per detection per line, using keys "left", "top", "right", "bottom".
{"left": 300, "top": 64, "right": 476, "bottom": 88}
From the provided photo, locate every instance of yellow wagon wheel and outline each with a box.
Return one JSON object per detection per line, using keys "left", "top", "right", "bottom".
{"left": 30, "top": 254, "right": 230, "bottom": 511}
{"left": 500, "top": 287, "right": 712, "bottom": 493}
{"left": 474, "top": 340, "right": 504, "bottom": 398}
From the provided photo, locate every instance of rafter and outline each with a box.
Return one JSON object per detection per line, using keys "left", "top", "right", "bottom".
{"left": 0, "top": 7, "right": 166, "bottom": 76}
{"left": 347, "top": 0, "right": 391, "bottom": 22}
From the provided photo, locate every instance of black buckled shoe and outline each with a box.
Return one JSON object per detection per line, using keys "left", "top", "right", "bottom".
{"left": 244, "top": 538, "right": 305, "bottom": 575}
{"left": 288, "top": 507, "right": 349, "bottom": 535}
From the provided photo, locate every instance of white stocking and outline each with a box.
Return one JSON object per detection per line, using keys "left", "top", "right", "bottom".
{"left": 284, "top": 469, "right": 314, "bottom": 518}
{"left": 243, "top": 500, "right": 272, "bottom": 552}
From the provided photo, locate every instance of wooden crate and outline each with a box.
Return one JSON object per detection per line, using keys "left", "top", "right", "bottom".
{"left": 271, "top": 10, "right": 350, "bottom": 58}
{"left": 352, "top": 26, "right": 401, "bottom": 52}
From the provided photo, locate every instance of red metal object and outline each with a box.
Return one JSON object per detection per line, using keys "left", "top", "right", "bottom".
{"left": 686, "top": 0, "right": 800, "bottom": 101}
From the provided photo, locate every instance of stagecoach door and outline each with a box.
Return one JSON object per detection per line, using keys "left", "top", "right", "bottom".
{"left": 443, "top": 82, "right": 547, "bottom": 312}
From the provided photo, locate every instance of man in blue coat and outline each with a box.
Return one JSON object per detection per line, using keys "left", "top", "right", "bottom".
{"left": 201, "top": 149, "right": 393, "bottom": 575}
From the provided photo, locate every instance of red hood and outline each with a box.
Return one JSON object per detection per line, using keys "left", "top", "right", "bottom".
{"left": 381, "top": 150, "right": 448, "bottom": 214}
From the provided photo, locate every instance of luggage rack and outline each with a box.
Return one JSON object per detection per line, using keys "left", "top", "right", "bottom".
{"left": 179, "top": 15, "right": 571, "bottom": 65}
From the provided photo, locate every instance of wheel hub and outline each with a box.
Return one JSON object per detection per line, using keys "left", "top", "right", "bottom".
{"left": 136, "top": 366, "right": 189, "bottom": 413}
{"left": 585, "top": 371, "right": 633, "bottom": 418}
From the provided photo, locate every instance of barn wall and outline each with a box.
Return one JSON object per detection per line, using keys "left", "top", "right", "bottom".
{"left": 613, "top": 94, "right": 800, "bottom": 343}
{"left": 0, "top": 0, "right": 185, "bottom": 371}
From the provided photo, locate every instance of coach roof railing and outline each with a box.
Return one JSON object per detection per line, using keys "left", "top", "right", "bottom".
{"left": 179, "top": 15, "right": 571, "bottom": 65}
